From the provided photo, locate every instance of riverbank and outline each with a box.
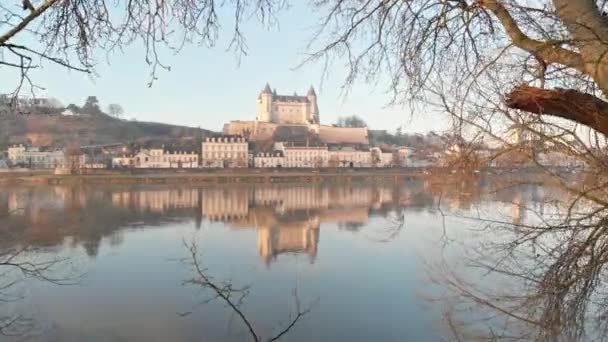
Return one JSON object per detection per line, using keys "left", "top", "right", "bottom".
{"left": 0, "top": 168, "right": 428, "bottom": 185}
{"left": 0, "top": 167, "right": 573, "bottom": 186}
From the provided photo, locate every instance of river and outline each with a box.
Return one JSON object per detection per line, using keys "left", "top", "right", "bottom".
{"left": 0, "top": 178, "right": 589, "bottom": 341}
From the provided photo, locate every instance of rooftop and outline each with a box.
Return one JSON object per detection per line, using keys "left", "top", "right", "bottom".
{"left": 259, "top": 83, "right": 317, "bottom": 103}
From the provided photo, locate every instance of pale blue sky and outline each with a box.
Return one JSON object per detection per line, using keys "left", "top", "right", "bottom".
{"left": 0, "top": 2, "right": 447, "bottom": 133}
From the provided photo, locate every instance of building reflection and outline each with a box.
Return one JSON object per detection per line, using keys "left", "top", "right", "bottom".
{"left": 0, "top": 179, "right": 563, "bottom": 263}
{"left": 199, "top": 185, "right": 396, "bottom": 264}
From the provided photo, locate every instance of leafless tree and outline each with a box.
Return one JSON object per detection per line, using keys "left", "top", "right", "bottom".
{"left": 3, "top": 1, "right": 608, "bottom": 132}
{"left": 0, "top": 211, "right": 81, "bottom": 338}
{"left": 7, "top": 2, "right": 608, "bottom": 339}
{"left": 418, "top": 176, "right": 608, "bottom": 341}
{"left": 181, "top": 239, "right": 314, "bottom": 342}
{"left": 106, "top": 103, "right": 124, "bottom": 119}
{"left": 0, "top": 0, "right": 286, "bottom": 98}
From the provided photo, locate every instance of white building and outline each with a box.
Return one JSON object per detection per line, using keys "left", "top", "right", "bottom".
{"left": 112, "top": 155, "right": 134, "bottom": 168}
{"left": 7, "top": 145, "right": 70, "bottom": 168}
{"left": 0, "top": 94, "right": 58, "bottom": 110}
{"left": 275, "top": 143, "right": 328, "bottom": 168}
{"left": 113, "top": 149, "right": 198, "bottom": 168}
{"left": 202, "top": 136, "right": 248, "bottom": 168}
{"left": 254, "top": 151, "right": 285, "bottom": 168}
{"left": 370, "top": 147, "right": 395, "bottom": 167}
{"left": 328, "top": 148, "right": 372, "bottom": 168}
{"left": 537, "top": 151, "right": 587, "bottom": 169}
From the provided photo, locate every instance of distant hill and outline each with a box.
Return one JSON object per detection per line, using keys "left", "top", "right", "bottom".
{"left": 0, "top": 113, "right": 215, "bottom": 148}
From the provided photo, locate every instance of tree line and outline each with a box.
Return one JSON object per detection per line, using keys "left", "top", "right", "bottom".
{"left": 65, "top": 96, "right": 124, "bottom": 118}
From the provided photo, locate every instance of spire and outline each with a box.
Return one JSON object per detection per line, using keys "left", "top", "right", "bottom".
{"left": 307, "top": 85, "right": 316, "bottom": 96}
{"left": 262, "top": 83, "right": 272, "bottom": 94}
{"left": 273, "top": 88, "right": 277, "bottom": 96}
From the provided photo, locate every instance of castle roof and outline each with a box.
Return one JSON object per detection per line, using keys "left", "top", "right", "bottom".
{"left": 259, "top": 83, "right": 316, "bottom": 103}
{"left": 307, "top": 86, "right": 316, "bottom": 96}
{"left": 272, "top": 94, "right": 310, "bottom": 103}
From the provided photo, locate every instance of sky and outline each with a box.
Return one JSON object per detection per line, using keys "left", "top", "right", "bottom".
{"left": 0, "top": 2, "right": 448, "bottom": 134}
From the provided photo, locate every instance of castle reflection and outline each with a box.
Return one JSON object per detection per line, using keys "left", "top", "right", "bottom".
{"left": 196, "top": 185, "right": 397, "bottom": 264}
{"left": 0, "top": 179, "right": 560, "bottom": 263}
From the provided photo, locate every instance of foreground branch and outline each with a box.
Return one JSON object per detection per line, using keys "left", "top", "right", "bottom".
{"left": 0, "top": 0, "right": 60, "bottom": 45}
{"left": 506, "top": 85, "right": 608, "bottom": 136}
{"left": 183, "top": 239, "right": 313, "bottom": 342}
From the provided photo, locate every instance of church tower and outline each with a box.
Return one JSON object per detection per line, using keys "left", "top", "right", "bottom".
{"left": 307, "top": 85, "right": 319, "bottom": 124}
{"left": 256, "top": 83, "right": 273, "bottom": 122}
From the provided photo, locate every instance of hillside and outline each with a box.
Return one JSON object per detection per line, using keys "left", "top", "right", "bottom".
{"left": 0, "top": 113, "right": 215, "bottom": 148}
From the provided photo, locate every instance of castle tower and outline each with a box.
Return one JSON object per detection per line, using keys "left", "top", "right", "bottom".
{"left": 256, "top": 83, "right": 273, "bottom": 122}
{"left": 307, "top": 86, "right": 319, "bottom": 124}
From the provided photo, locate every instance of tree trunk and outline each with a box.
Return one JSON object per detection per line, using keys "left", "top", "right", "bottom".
{"left": 506, "top": 85, "right": 608, "bottom": 136}
{"left": 552, "top": 0, "right": 608, "bottom": 95}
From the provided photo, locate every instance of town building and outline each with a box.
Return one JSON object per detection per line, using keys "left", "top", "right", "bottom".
{"left": 328, "top": 147, "right": 373, "bottom": 167}
{"left": 254, "top": 151, "right": 285, "bottom": 168}
{"left": 112, "top": 155, "right": 134, "bottom": 168}
{"left": 0, "top": 94, "right": 58, "bottom": 111}
{"left": 201, "top": 135, "right": 248, "bottom": 168}
{"left": 111, "top": 149, "right": 198, "bottom": 168}
{"left": 537, "top": 151, "right": 587, "bottom": 169}
{"left": 370, "top": 147, "right": 395, "bottom": 167}
{"left": 7, "top": 145, "right": 75, "bottom": 169}
{"left": 275, "top": 143, "right": 329, "bottom": 168}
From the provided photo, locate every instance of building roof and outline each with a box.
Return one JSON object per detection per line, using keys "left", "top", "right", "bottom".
{"left": 259, "top": 83, "right": 313, "bottom": 103}
{"left": 272, "top": 95, "right": 309, "bottom": 103}
{"left": 307, "top": 86, "right": 316, "bottom": 96}
{"left": 318, "top": 126, "right": 369, "bottom": 145}
{"left": 208, "top": 134, "right": 246, "bottom": 139}
{"left": 284, "top": 146, "right": 327, "bottom": 150}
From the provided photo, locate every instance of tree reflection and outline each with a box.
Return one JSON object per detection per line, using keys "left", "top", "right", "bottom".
{"left": 180, "top": 239, "right": 315, "bottom": 342}
{"left": 0, "top": 211, "right": 81, "bottom": 339}
{"left": 429, "top": 179, "right": 608, "bottom": 342}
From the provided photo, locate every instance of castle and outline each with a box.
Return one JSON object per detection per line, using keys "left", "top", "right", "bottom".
{"left": 256, "top": 83, "right": 319, "bottom": 125}
{"left": 223, "top": 83, "right": 369, "bottom": 147}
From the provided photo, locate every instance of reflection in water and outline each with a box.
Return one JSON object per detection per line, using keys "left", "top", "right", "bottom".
{"left": 429, "top": 178, "right": 608, "bottom": 342}
{"left": 0, "top": 178, "right": 578, "bottom": 341}
{"left": 181, "top": 239, "right": 315, "bottom": 342}
{"left": 2, "top": 183, "right": 422, "bottom": 264}
{"left": 1, "top": 179, "right": 548, "bottom": 257}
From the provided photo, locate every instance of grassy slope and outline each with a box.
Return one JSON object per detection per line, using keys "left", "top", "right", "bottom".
{"left": 0, "top": 113, "right": 215, "bottom": 148}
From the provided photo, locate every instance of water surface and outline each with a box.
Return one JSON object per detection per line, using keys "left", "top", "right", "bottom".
{"left": 0, "top": 180, "right": 549, "bottom": 341}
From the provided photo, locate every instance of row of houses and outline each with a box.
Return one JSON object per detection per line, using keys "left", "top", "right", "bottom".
{"left": 7, "top": 145, "right": 86, "bottom": 169}
{"left": 4, "top": 136, "right": 438, "bottom": 171}
{"left": 108, "top": 136, "right": 403, "bottom": 169}
{"left": 112, "top": 149, "right": 199, "bottom": 168}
